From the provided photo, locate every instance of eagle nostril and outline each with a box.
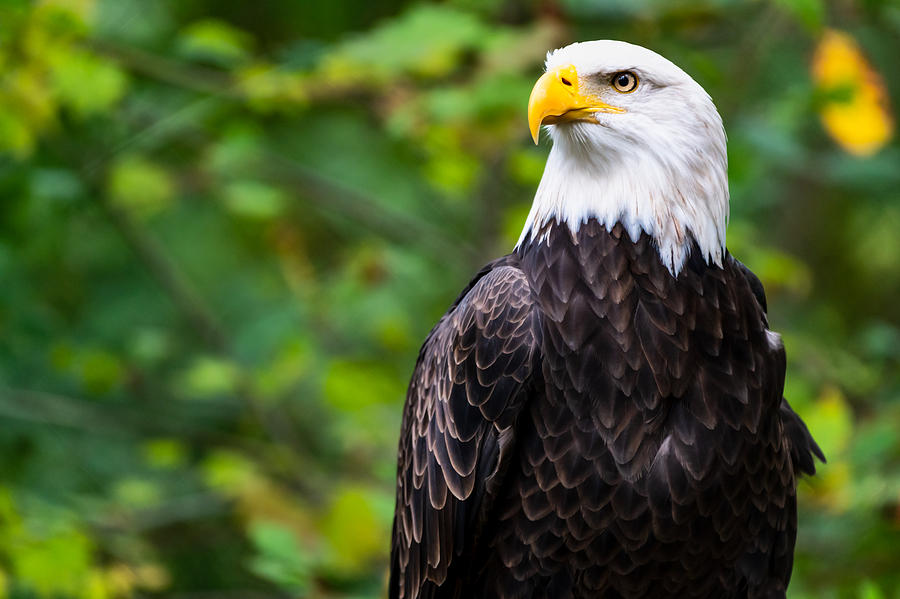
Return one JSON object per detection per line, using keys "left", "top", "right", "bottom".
{"left": 561, "top": 77, "right": 572, "bottom": 86}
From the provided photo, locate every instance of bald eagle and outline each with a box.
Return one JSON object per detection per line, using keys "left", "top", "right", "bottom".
{"left": 389, "top": 41, "right": 823, "bottom": 599}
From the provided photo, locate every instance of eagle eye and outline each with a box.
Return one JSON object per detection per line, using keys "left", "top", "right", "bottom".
{"left": 612, "top": 71, "right": 638, "bottom": 93}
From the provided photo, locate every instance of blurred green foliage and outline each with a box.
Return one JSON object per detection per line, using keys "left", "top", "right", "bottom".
{"left": 0, "top": 0, "right": 898, "bottom": 597}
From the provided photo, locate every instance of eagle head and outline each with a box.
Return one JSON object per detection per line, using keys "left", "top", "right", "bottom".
{"left": 522, "top": 40, "right": 729, "bottom": 276}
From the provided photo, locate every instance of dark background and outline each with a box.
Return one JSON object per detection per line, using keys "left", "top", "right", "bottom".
{"left": 0, "top": 0, "right": 898, "bottom": 597}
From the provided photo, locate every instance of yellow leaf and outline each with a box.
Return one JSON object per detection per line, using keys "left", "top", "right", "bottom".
{"left": 804, "top": 385, "right": 853, "bottom": 459}
{"left": 319, "top": 486, "right": 389, "bottom": 574}
{"left": 812, "top": 459, "right": 852, "bottom": 513}
{"left": 133, "top": 563, "right": 171, "bottom": 592}
{"left": 83, "top": 569, "right": 109, "bottom": 599}
{"left": 812, "top": 29, "right": 893, "bottom": 156}
{"left": 37, "top": 0, "right": 95, "bottom": 25}
{"left": 104, "top": 564, "right": 136, "bottom": 596}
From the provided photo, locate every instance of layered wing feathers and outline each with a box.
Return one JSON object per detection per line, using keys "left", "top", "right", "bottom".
{"left": 390, "top": 257, "right": 541, "bottom": 599}
{"left": 735, "top": 258, "right": 825, "bottom": 476}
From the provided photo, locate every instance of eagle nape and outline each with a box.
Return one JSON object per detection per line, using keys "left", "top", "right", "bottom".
{"left": 389, "top": 40, "right": 823, "bottom": 599}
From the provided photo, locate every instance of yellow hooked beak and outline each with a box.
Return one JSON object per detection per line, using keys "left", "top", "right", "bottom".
{"left": 527, "top": 64, "right": 624, "bottom": 144}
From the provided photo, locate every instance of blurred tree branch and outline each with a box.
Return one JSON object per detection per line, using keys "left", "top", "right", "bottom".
{"left": 90, "top": 492, "right": 230, "bottom": 534}
{"left": 99, "top": 200, "right": 231, "bottom": 352}
{"left": 264, "top": 154, "right": 479, "bottom": 261}
{"left": 0, "top": 387, "right": 233, "bottom": 438}
{"left": 87, "top": 39, "right": 239, "bottom": 98}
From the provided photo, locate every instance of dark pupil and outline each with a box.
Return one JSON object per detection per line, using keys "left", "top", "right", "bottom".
{"left": 617, "top": 74, "right": 631, "bottom": 88}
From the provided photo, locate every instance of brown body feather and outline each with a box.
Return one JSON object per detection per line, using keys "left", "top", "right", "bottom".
{"left": 390, "top": 220, "right": 822, "bottom": 599}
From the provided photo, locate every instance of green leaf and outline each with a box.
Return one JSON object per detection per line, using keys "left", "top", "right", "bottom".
{"left": 112, "top": 477, "right": 162, "bottom": 510}
{"left": 175, "top": 356, "right": 240, "bottom": 399}
{"left": 0, "top": 108, "right": 36, "bottom": 158}
{"left": 222, "top": 180, "right": 287, "bottom": 220}
{"left": 319, "top": 5, "right": 489, "bottom": 84}
{"left": 202, "top": 450, "right": 258, "bottom": 495}
{"left": 107, "top": 156, "right": 175, "bottom": 218}
{"left": 29, "top": 168, "right": 84, "bottom": 203}
{"left": 246, "top": 521, "right": 311, "bottom": 593}
{"left": 48, "top": 49, "right": 128, "bottom": 116}
{"left": 771, "top": 0, "right": 825, "bottom": 32}
{"left": 323, "top": 360, "right": 404, "bottom": 412}
{"left": 178, "top": 19, "right": 253, "bottom": 66}
{"left": 12, "top": 528, "right": 95, "bottom": 597}
{"left": 858, "top": 579, "right": 885, "bottom": 599}
{"left": 142, "top": 439, "right": 188, "bottom": 470}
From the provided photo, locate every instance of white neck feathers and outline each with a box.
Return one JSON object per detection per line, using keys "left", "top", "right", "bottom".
{"left": 516, "top": 121, "right": 729, "bottom": 276}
